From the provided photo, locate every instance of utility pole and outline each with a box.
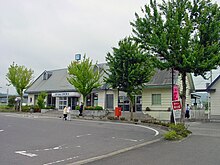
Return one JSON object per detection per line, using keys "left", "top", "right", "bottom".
{"left": 170, "top": 68, "right": 175, "bottom": 123}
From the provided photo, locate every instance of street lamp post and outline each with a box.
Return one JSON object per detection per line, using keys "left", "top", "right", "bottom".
{"left": 6, "top": 88, "right": 9, "bottom": 105}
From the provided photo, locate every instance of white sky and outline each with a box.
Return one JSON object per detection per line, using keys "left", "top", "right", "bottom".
{"left": 0, "top": 0, "right": 219, "bottom": 94}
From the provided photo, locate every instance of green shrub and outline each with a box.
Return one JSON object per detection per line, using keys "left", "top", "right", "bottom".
{"left": 107, "top": 116, "right": 115, "bottom": 120}
{"left": 21, "top": 105, "right": 30, "bottom": 112}
{"left": 120, "top": 117, "right": 126, "bottom": 121}
{"left": 85, "top": 106, "right": 103, "bottom": 110}
{"left": 30, "top": 105, "right": 40, "bottom": 113}
{"left": 164, "top": 123, "right": 191, "bottom": 140}
{"left": 37, "top": 92, "right": 47, "bottom": 109}
{"left": 0, "top": 105, "right": 11, "bottom": 110}
{"left": 145, "top": 107, "right": 151, "bottom": 111}
{"left": 169, "top": 123, "right": 191, "bottom": 138}
{"left": 164, "top": 130, "right": 182, "bottom": 140}
{"left": 134, "top": 118, "right": 139, "bottom": 122}
{"left": 75, "top": 106, "right": 80, "bottom": 110}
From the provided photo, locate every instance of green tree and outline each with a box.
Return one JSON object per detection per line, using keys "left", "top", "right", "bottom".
{"left": 106, "top": 38, "right": 154, "bottom": 120}
{"left": 37, "top": 92, "right": 47, "bottom": 109}
{"left": 131, "top": 0, "right": 220, "bottom": 122}
{"left": 67, "top": 55, "right": 103, "bottom": 111}
{"left": 6, "top": 62, "right": 34, "bottom": 111}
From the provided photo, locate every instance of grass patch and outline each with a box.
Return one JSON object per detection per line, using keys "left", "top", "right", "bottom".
{"left": 164, "top": 123, "right": 191, "bottom": 140}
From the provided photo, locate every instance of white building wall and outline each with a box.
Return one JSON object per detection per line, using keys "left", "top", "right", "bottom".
{"left": 98, "top": 91, "right": 105, "bottom": 108}
{"left": 210, "top": 82, "right": 220, "bottom": 116}
{"left": 142, "top": 88, "right": 172, "bottom": 111}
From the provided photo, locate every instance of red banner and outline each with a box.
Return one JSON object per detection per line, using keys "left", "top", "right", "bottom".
{"left": 172, "top": 101, "right": 182, "bottom": 110}
{"left": 173, "top": 85, "right": 179, "bottom": 101}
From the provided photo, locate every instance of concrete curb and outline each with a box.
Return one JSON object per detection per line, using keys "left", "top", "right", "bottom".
{"left": 67, "top": 138, "right": 162, "bottom": 165}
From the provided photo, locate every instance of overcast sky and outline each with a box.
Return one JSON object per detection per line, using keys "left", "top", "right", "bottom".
{"left": 0, "top": 0, "right": 219, "bottom": 94}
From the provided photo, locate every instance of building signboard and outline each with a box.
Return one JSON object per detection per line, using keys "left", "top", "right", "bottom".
{"left": 52, "top": 92, "right": 81, "bottom": 97}
{"left": 172, "top": 100, "right": 182, "bottom": 110}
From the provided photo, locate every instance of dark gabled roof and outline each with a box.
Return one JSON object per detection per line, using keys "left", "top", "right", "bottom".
{"left": 207, "top": 74, "right": 220, "bottom": 92}
{"left": 25, "top": 68, "right": 75, "bottom": 93}
{"left": 144, "top": 69, "right": 179, "bottom": 88}
{"left": 25, "top": 64, "right": 109, "bottom": 94}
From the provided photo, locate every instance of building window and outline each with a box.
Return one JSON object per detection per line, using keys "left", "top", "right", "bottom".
{"left": 93, "top": 93, "right": 98, "bottom": 106}
{"left": 30, "top": 97, "right": 32, "bottom": 103}
{"left": 152, "top": 94, "right": 161, "bottom": 105}
{"left": 106, "top": 94, "right": 113, "bottom": 109}
{"left": 59, "top": 97, "right": 67, "bottom": 110}
{"left": 42, "top": 71, "right": 52, "bottom": 80}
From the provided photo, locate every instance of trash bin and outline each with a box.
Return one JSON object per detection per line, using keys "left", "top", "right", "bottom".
{"left": 115, "top": 107, "right": 122, "bottom": 117}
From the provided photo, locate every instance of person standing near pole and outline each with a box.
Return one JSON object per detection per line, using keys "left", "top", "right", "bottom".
{"left": 79, "top": 102, "right": 83, "bottom": 116}
{"left": 185, "top": 104, "right": 190, "bottom": 119}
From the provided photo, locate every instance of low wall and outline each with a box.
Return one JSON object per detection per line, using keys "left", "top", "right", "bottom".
{"left": 143, "top": 111, "right": 171, "bottom": 121}
{"left": 71, "top": 110, "right": 108, "bottom": 117}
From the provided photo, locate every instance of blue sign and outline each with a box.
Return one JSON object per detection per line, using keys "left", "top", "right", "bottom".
{"left": 75, "top": 54, "right": 81, "bottom": 61}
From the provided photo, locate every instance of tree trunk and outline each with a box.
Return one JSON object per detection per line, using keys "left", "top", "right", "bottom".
{"left": 83, "top": 95, "right": 86, "bottom": 112}
{"left": 180, "top": 72, "right": 186, "bottom": 123}
{"left": 128, "top": 94, "right": 134, "bottom": 121}
{"left": 20, "top": 92, "right": 23, "bottom": 112}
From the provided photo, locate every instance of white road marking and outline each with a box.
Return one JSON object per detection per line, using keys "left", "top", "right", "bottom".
{"left": 0, "top": 130, "right": 4, "bottom": 132}
{"left": 112, "top": 137, "right": 138, "bottom": 142}
{"left": 43, "top": 156, "right": 79, "bottom": 165}
{"left": 15, "top": 151, "right": 37, "bottom": 157}
{"left": 33, "top": 145, "right": 63, "bottom": 152}
{"left": 76, "top": 133, "right": 91, "bottom": 138}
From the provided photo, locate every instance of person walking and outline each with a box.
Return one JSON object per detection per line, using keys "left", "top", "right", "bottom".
{"left": 63, "top": 106, "right": 68, "bottom": 120}
{"left": 67, "top": 105, "right": 71, "bottom": 121}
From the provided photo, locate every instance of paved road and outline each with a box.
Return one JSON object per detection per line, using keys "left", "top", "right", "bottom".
{"left": 0, "top": 113, "right": 161, "bottom": 165}
{"left": 85, "top": 122, "right": 220, "bottom": 165}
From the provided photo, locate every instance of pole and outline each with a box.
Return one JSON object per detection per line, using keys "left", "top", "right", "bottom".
{"left": 170, "top": 68, "right": 175, "bottom": 123}
{"left": 6, "top": 88, "right": 9, "bottom": 105}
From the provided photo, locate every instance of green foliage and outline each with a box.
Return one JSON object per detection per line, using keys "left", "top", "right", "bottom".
{"left": 169, "top": 123, "right": 192, "bottom": 137}
{"left": 120, "top": 117, "right": 126, "bottom": 121}
{"left": 164, "top": 123, "right": 191, "bottom": 140}
{"left": 132, "top": 0, "right": 220, "bottom": 122}
{"left": 164, "top": 130, "right": 182, "bottom": 140}
{"left": 6, "top": 62, "right": 34, "bottom": 111}
{"left": 0, "top": 105, "right": 12, "bottom": 110}
{"left": 106, "top": 37, "right": 154, "bottom": 95}
{"left": 37, "top": 92, "right": 47, "bottom": 109}
{"left": 8, "top": 96, "right": 16, "bottom": 107}
{"left": 30, "top": 105, "right": 40, "bottom": 112}
{"left": 107, "top": 116, "right": 115, "bottom": 120}
{"left": 67, "top": 55, "right": 103, "bottom": 107}
{"left": 21, "top": 105, "right": 30, "bottom": 112}
{"left": 106, "top": 37, "right": 154, "bottom": 120}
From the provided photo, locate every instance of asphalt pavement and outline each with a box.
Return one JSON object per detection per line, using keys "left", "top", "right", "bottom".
{"left": 0, "top": 113, "right": 162, "bottom": 165}
{"left": 85, "top": 121, "right": 220, "bottom": 165}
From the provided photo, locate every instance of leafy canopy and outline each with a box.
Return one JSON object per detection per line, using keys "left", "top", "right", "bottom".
{"left": 131, "top": 0, "right": 220, "bottom": 77}
{"left": 67, "top": 55, "right": 103, "bottom": 103}
{"left": 106, "top": 37, "right": 155, "bottom": 96}
{"left": 131, "top": 0, "right": 220, "bottom": 122}
{"left": 6, "top": 62, "right": 34, "bottom": 96}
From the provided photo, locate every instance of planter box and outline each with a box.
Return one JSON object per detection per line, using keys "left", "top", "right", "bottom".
{"left": 41, "top": 109, "right": 53, "bottom": 113}
{"left": 71, "top": 110, "right": 108, "bottom": 117}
